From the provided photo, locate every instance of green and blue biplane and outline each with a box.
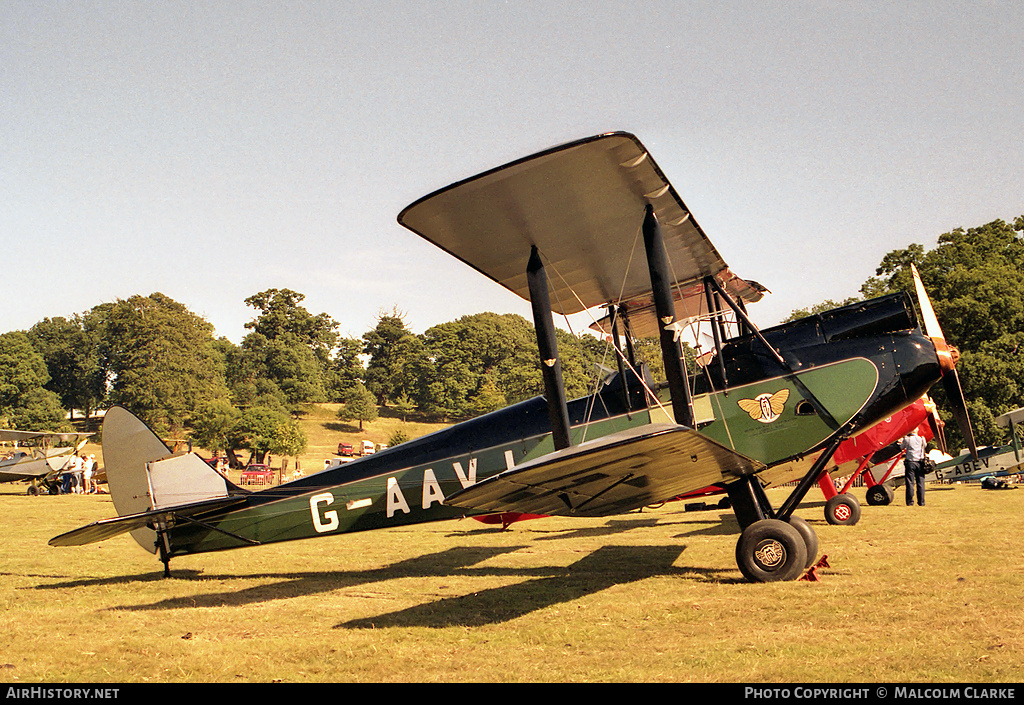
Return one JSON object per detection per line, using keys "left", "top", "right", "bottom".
{"left": 50, "top": 132, "right": 975, "bottom": 582}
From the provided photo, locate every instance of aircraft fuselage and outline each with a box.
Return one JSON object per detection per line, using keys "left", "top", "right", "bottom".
{"left": 160, "top": 292, "right": 942, "bottom": 560}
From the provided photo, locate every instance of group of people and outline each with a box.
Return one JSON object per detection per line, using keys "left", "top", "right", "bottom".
{"left": 59, "top": 453, "right": 98, "bottom": 494}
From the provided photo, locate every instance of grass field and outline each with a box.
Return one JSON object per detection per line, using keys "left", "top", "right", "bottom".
{"left": 2, "top": 477, "right": 1023, "bottom": 683}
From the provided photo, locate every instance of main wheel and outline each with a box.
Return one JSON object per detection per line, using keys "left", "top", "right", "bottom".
{"left": 825, "top": 493, "right": 861, "bottom": 525}
{"left": 866, "top": 484, "right": 893, "bottom": 506}
{"left": 735, "top": 519, "right": 808, "bottom": 582}
{"left": 787, "top": 515, "right": 818, "bottom": 569}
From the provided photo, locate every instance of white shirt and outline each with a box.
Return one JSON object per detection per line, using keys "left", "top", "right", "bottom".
{"left": 901, "top": 434, "right": 928, "bottom": 462}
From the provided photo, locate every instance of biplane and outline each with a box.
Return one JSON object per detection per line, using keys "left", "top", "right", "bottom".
{"left": 934, "top": 407, "right": 1024, "bottom": 484}
{"left": 1, "top": 429, "right": 93, "bottom": 495}
{"left": 50, "top": 132, "right": 976, "bottom": 582}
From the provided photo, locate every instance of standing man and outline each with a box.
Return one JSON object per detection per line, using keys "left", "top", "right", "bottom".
{"left": 83, "top": 454, "right": 95, "bottom": 494}
{"left": 900, "top": 427, "right": 929, "bottom": 506}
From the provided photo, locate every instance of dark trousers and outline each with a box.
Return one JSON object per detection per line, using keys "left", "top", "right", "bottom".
{"left": 904, "top": 459, "right": 926, "bottom": 506}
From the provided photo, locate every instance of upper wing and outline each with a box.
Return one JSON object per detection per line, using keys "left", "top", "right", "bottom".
{"left": 444, "top": 423, "right": 763, "bottom": 517}
{"left": 0, "top": 430, "right": 93, "bottom": 444}
{"left": 397, "top": 132, "right": 765, "bottom": 325}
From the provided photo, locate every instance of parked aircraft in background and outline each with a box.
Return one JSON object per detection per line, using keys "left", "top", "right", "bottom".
{"left": 50, "top": 132, "right": 976, "bottom": 583}
{"left": 0, "top": 430, "right": 93, "bottom": 495}
{"left": 814, "top": 395, "right": 943, "bottom": 523}
{"left": 935, "top": 407, "right": 1024, "bottom": 484}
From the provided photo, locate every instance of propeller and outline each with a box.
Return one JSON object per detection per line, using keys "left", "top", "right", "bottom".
{"left": 911, "top": 264, "right": 978, "bottom": 460}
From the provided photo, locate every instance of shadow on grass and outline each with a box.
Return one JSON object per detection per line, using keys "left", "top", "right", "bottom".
{"left": 337, "top": 544, "right": 726, "bottom": 629}
{"left": 322, "top": 421, "right": 361, "bottom": 434}
{"left": 34, "top": 542, "right": 731, "bottom": 627}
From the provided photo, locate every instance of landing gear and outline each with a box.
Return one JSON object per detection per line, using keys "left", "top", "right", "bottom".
{"left": 787, "top": 515, "right": 819, "bottom": 569}
{"left": 735, "top": 519, "right": 808, "bottom": 582}
{"left": 824, "top": 493, "right": 861, "bottom": 525}
{"left": 865, "top": 483, "right": 894, "bottom": 506}
{"left": 727, "top": 435, "right": 844, "bottom": 582}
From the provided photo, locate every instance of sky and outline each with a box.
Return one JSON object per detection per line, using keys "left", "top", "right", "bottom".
{"left": 3, "top": 1, "right": 1022, "bottom": 345}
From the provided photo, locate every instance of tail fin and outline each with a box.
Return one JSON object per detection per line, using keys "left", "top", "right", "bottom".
{"left": 50, "top": 406, "right": 241, "bottom": 555}
{"left": 102, "top": 406, "right": 174, "bottom": 552}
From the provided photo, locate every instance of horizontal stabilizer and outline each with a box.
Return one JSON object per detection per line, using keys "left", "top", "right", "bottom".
{"left": 444, "top": 423, "right": 763, "bottom": 517}
{"left": 48, "top": 496, "right": 246, "bottom": 547}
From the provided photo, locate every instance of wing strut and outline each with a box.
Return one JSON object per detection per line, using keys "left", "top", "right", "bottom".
{"left": 642, "top": 204, "right": 694, "bottom": 427}
{"left": 702, "top": 278, "right": 729, "bottom": 388}
{"left": 527, "top": 246, "right": 572, "bottom": 451}
{"left": 606, "top": 304, "right": 633, "bottom": 419}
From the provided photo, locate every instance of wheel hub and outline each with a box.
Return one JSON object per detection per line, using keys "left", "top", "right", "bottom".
{"left": 753, "top": 539, "right": 787, "bottom": 569}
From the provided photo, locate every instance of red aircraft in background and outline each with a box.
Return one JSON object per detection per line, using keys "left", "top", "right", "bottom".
{"left": 815, "top": 395, "right": 944, "bottom": 524}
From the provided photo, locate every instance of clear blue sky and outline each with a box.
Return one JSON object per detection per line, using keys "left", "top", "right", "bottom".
{"left": 3, "top": 1, "right": 1022, "bottom": 343}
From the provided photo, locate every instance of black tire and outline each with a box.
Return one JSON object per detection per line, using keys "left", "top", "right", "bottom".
{"left": 26, "top": 485, "right": 39, "bottom": 496}
{"left": 825, "top": 493, "right": 861, "bottom": 526}
{"left": 735, "top": 519, "right": 808, "bottom": 582}
{"left": 787, "top": 515, "right": 818, "bottom": 569}
{"left": 866, "top": 484, "right": 893, "bottom": 506}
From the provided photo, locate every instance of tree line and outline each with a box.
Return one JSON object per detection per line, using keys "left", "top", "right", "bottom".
{"left": 0, "top": 288, "right": 658, "bottom": 465}
{"left": 3, "top": 214, "right": 1022, "bottom": 462}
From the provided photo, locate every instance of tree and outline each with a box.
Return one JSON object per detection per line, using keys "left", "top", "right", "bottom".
{"left": 404, "top": 312, "right": 615, "bottom": 421}
{"left": 257, "top": 332, "right": 329, "bottom": 404}
{"left": 390, "top": 394, "right": 416, "bottom": 422}
{"left": 362, "top": 308, "right": 419, "bottom": 406}
{"left": 8, "top": 388, "right": 67, "bottom": 430}
{"left": 0, "top": 331, "right": 68, "bottom": 430}
{"left": 386, "top": 428, "right": 410, "bottom": 447}
{"left": 0, "top": 332, "right": 50, "bottom": 414}
{"left": 240, "top": 289, "right": 338, "bottom": 406}
{"left": 242, "top": 289, "right": 338, "bottom": 363}
{"left": 27, "top": 315, "right": 106, "bottom": 418}
{"left": 231, "top": 399, "right": 306, "bottom": 464}
{"left": 190, "top": 398, "right": 243, "bottom": 456}
{"left": 337, "top": 382, "right": 378, "bottom": 431}
{"left": 326, "top": 336, "right": 365, "bottom": 401}
{"left": 407, "top": 312, "right": 529, "bottom": 420}
{"left": 101, "top": 293, "right": 229, "bottom": 432}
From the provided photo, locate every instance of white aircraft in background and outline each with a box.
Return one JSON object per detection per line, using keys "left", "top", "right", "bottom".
{"left": 934, "top": 407, "right": 1024, "bottom": 484}
{"left": 0, "top": 429, "right": 93, "bottom": 495}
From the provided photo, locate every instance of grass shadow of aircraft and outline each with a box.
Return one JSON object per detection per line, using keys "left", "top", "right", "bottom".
{"left": 48, "top": 543, "right": 713, "bottom": 626}
{"left": 337, "top": 544, "right": 705, "bottom": 629}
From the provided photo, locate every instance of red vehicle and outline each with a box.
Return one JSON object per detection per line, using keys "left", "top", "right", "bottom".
{"left": 240, "top": 463, "right": 273, "bottom": 486}
{"left": 337, "top": 442, "right": 354, "bottom": 457}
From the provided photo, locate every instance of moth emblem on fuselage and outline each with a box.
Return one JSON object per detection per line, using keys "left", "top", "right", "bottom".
{"left": 738, "top": 389, "right": 790, "bottom": 424}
